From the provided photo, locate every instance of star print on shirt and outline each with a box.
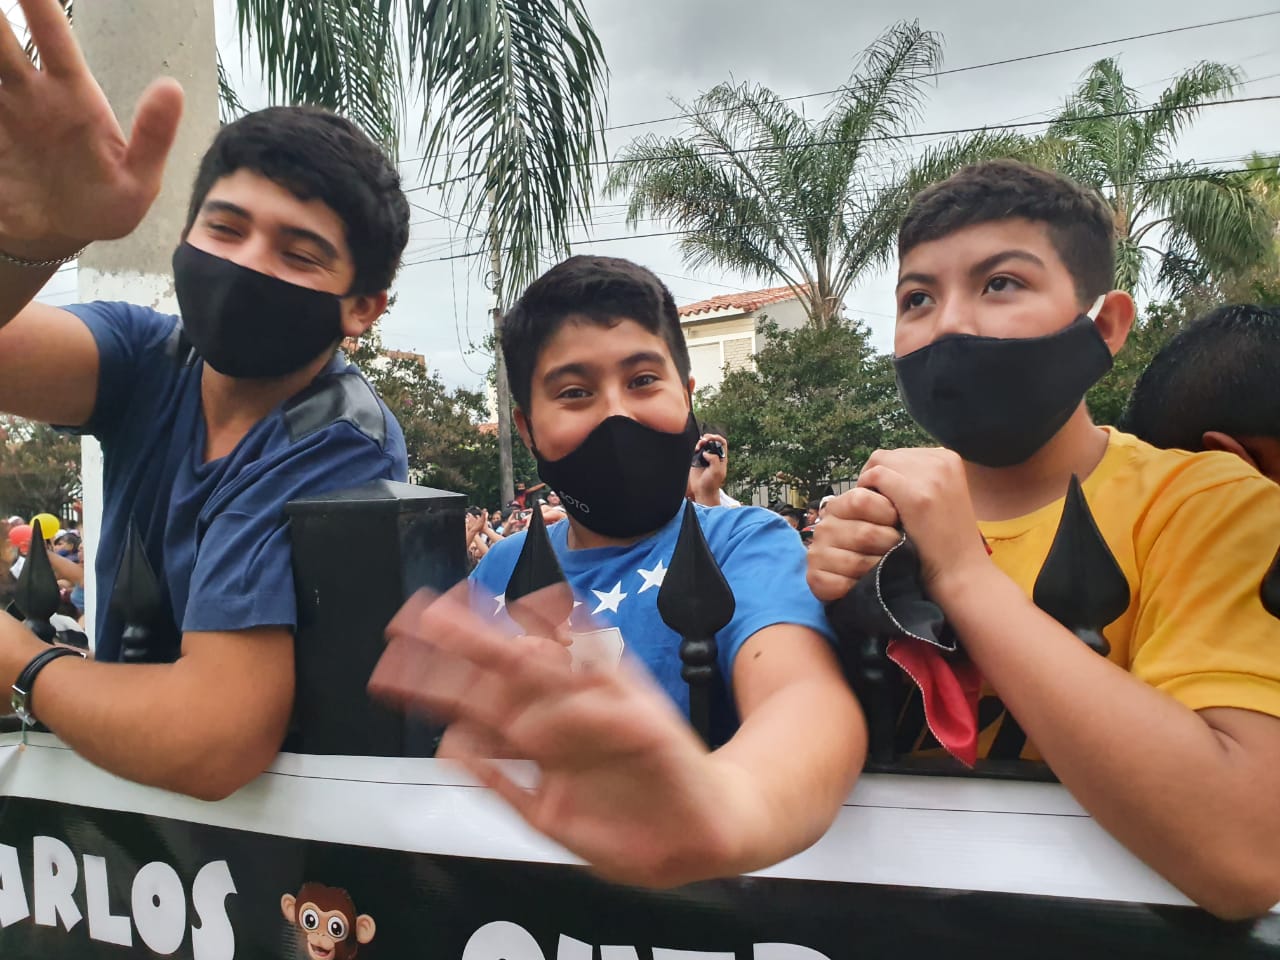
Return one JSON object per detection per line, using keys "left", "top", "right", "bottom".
{"left": 591, "top": 581, "right": 628, "bottom": 615}
{"left": 493, "top": 593, "right": 506, "bottom": 615}
{"left": 637, "top": 559, "right": 667, "bottom": 594}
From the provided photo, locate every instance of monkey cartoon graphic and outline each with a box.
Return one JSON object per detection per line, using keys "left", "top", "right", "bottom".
{"left": 281, "top": 883, "right": 376, "bottom": 960}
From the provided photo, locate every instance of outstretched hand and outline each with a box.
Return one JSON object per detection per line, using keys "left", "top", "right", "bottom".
{"left": 368, "top": 587, "right": 763, "bottom": 888}
{"left": 0, "top": 0, "right": 183, "bottom": 254}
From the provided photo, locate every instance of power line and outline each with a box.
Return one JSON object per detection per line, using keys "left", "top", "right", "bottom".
{"left": 604, "top": 10, "right": 1280, "bottom": 134}
{"left": 393, "top": 10, "right": 1280, "bottom": 172}
{"left": 402, "top": 92, "right": 1279, "bottom": 194}
{"left": 396, "top": 162, "right": 1278, "bottom": 270}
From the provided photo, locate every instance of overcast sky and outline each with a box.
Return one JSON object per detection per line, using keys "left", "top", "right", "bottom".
{"left": 37, "top": 0, "right": 1280, "bottom": 391}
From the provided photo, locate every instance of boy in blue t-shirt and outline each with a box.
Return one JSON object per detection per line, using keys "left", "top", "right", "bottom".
{"left": 371, "top": 256, "right": 865, "bottom": 888}
{"left": 0, "top": 7, "right": 408, "bottom": 800}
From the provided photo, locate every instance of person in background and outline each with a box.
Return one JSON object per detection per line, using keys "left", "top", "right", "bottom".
{"left": 1121, "top": 303, "right": 1280, "bottom": 483}
{"left": 687, "top": 431, "right": 740, "bottom": 507}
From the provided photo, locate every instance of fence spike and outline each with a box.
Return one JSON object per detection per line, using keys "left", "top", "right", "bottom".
{"left": 14, "top": 518, "right": 58, "bottom": 643}
{"left": 656, "top": 504, "right": 736, "bottom": 745}
{"left": 504, "top": 506, "right": 573, "bottom": 636}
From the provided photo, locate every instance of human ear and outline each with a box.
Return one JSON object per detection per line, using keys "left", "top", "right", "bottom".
{"left": 355, "top": 915, "right": 376, "bottom": 944}
{"left": 280, "top": 894, "right": 297, "bottom": 923}
{"left": 1202, "top": 431, "right": 1258, "bottom": 469}
{"left": 340, "top": 290, "right": 389, "bottom": 340}
{"left": 513, "top": 408, "right": 535, "bottom": 452}
{"left": 1092, "top": 291, "right": 1136, "bottom": 357}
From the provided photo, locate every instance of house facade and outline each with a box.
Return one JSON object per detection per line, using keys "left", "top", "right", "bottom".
{"left": 678, "top": 285, "right": 809, "bottom": 392}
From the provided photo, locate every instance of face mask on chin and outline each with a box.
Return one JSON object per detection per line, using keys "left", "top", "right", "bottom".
{"left": 530, "top": 412, "right": 702, "bottom": 539}
{"left": 893, "top": 296, "right": 1112, "bottom": 468}
{"left": 172, "top": 242, "right": 347, "bottom": 379}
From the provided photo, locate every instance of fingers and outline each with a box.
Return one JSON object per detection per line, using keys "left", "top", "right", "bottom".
{"left": 16, "top": 0, "right": 85, "bottom": 76}
{"left": 122, "top": 77, "right": 183, "bottom": 193}
{"left": 826, "top": 487, "right": 898, "bottom": 526}
{"left": 0, "top": 14, "right": 32, "bottom": 85}
{"left": 806, "top": 488, "right": 902, "bottom": 603}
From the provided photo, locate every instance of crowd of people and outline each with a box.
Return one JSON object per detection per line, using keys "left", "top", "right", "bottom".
{"left": 0, "top": 514, "right": 86, "bottom": 627}
{"left": 0, "top": 0, "right": 1278, "bottom": 923}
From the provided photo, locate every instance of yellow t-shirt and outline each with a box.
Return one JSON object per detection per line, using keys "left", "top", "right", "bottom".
{"left": 957, "top": 429, "right": 1280, "bottom": 761}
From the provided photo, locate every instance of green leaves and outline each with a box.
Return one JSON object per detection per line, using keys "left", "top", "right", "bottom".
{"left": 233, "top": 0, "right": 608, "bottom": 295}
{"left": 696, "top": 319, "right": 927, "bottom": 500}
{"left": 607, "top": 21, "right": 1032, "bottom": 328}
{"left": 1045, "top": 57, "right": 1273, "bottom": 296}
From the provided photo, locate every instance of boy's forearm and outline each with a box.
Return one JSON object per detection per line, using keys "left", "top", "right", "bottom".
{"left": 712, "top": 677, "right": 866, "bottom": 874}
{"left": 933, "top": 564, "right": 1280, "bottom": 918}
{"left": 0, "top": 237, "right": 81, "bottom": 329}
{"left": 0, "top": 616, "right": 291, "bottom": 801}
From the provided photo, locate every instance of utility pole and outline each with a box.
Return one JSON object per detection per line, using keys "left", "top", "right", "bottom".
{"left": 74, "top": 2, "right": 220, "bottom": 643}
{"left": 488, "top": 197, "right": 515, "bottom": 507}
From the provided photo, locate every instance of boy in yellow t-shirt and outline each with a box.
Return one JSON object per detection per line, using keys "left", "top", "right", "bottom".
{"left": 807, "top": 160, "right": 1280, "bottom": 920}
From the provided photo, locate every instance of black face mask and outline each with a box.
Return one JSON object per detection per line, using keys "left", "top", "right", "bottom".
{"left": 172, "top": 242, "right": 346, "bottom": 379}
{"left": 893, "top": 300, "right": 1112, "bottom": 468}
{"left": 532, "top": 413, "right": 701, "bottom": 539}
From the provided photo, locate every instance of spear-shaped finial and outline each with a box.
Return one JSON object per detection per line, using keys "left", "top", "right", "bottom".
{"left": 656, "top": 505, "right": 736, "bottom": 745}
{"left": 504, "top": 505, "right": 573, "bottom": 636}
{"left": 1032, "top": 474, "right": 1130, "bottom": 657}
{"left": 991, "top": 475, "right": 1131, "bottom": 760}
{"left": 1261, "top": 544, "right": 1280, "bottom": 619}
{"left": 110, "top": 522, "right": 168, "bottom": 663}
{"left": 14, "top": 518, "right": 58, "bottom": 643}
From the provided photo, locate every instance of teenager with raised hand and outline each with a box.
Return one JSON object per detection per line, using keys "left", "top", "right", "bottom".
{"left": 371, "top": 255, "right": 864, "bottom": 889}
{"left": 0, "top": 0, "right": 409, "bottom": 799}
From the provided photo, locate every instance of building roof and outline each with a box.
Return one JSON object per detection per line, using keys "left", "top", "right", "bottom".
{"left": 677, "top": 285, "right": 801, "bottom": 319}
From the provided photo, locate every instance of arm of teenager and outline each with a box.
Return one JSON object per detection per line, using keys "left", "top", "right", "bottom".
{"left": 0, "top": 616, "right": 292, "bottom": 801}
{"left": 0, "top": 0, "right": 181, "bottom": 425}
{"left": 835, "top": 448, "right": 1280, "bottom": 921}
{"left": 711, "top": 623, "right": 865, "bottom": 871}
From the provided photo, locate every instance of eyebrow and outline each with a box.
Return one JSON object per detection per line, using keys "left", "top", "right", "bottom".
{"left": 896, "top": 248, "right": 1047, "bottom": 291}
{"left": 200, "top": 199, "right": 340, "bottom": 262}
{"left": 542, "top": 350, "right": 669, "bottom": 385}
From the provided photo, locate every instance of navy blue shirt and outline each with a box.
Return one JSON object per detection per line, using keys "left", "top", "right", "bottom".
{"left": 64, "top": 302, "right": 408, "bottom": 662}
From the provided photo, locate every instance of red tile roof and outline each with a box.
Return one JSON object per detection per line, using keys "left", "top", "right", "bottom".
{"left": 678, "top": 285, "right": 801, "bottom": 319}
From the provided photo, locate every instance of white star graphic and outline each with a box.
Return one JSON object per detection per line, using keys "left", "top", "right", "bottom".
{"left": 493, "top": 593, "right": 506, "bottom": 615}
{"left": 637, "top": 560, "right": 667, "bottom": 594}
{"left": 591, "top": 581, "right": 628, "bottom": 615}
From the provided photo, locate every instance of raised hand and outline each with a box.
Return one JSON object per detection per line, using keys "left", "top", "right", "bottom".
{"left": 0, "top": 0, "right": 183, "bottom": 255}
{"left": 369, "top": 588, "right": 763, "bottom": 888}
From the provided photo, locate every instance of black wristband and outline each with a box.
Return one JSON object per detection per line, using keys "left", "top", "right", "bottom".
{"left": 11, "top": 646, "right": 84, "bottom": 724}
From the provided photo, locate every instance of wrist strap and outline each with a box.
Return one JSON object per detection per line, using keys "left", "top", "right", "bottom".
{"left": 0, "top": 245, "right": 86, "bottom": 269}
{"left": 13, "top": 646, "right": 85, "bottom": 722}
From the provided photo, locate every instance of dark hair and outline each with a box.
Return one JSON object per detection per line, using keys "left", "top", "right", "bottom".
{"left": 185, "top": 106, "right": 410, "bottom": 296}
{"left": 501, "top": 255, "right": 691, "bottom": 410}
{"left": 1121, "top": 303, "right": 1280, "bottom": 449}
{"left": 898, "top": 160, "right": 1115, "bottom": 303}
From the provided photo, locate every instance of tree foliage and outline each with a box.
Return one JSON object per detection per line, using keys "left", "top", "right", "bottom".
{"left": 606, "top": 21, "right": 1038, "bottom": 326}
{"left": 696, "top": 318, "right": 927, "bottom": 500}
{"left": 233, "top": 0, "right": 608, "bottom": 295}
{"left": 1046, "top": 59, "right": 1276, "bottom": 297}
{"left": 348, "top": 331, "right": 501, "bottom": 505}
{"left": 0, "top": 417, "right": 82, "bottom": 522}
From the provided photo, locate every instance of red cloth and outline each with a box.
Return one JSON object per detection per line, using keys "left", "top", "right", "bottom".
{"left": 887, "top": 637, "right": 983, "bottom": 767}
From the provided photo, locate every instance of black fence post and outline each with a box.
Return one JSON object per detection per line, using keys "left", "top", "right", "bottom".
{"left": 286, "top": 480, "right": 467, "bottom": 757}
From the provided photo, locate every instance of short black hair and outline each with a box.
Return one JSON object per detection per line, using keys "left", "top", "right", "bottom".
{"left": 1121, "top": 303, "right": 1280, "bottom": 449}
{"left": 185, "top": 106, "right": 410, "bottom": 296}
{"left": 898, "top": 160, "right": 1115, "bottom": 303}
{"left": 501, "top": 255, "right": 691, "bottom": 411}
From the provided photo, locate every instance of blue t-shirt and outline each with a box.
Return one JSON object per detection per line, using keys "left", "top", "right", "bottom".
{"left": 64, "top": 301, "right": 408, "bottom": 663}
{"left": 470, "top": 501, "right": 833, "bottom": 743}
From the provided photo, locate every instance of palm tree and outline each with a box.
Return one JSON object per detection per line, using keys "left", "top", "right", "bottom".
{"left": 605, "top": 21, "right": 1034, "bottom": 327}
{"left": 1045, "top": 59, "right": 1275, "bottom": 297}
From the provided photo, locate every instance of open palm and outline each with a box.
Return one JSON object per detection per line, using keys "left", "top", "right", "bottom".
{"left": 0, "top": 0, "right": 182, "bottom": 247}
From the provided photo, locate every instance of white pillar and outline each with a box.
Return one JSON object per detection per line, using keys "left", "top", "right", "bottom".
{"left": 74, "top": 0, "right": 220, "bottom": 644}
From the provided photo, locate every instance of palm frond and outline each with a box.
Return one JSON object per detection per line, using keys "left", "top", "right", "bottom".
{"left": 1135, "top": 62, "right": 1239, "bottom": 167}
{"left": 235, "top": 0, "right": 403, "bottom": 152}
{"left": 410, "top": 0, "right": 608, "bottom": 296}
